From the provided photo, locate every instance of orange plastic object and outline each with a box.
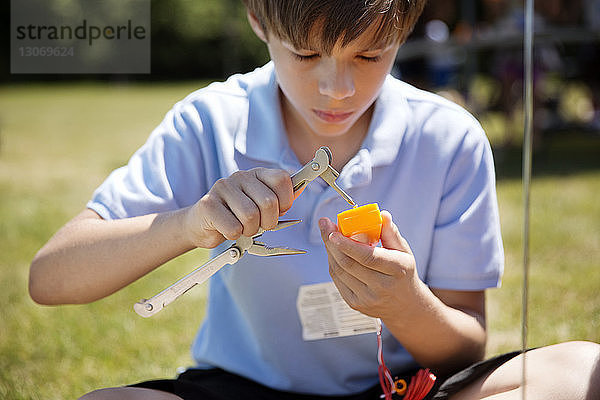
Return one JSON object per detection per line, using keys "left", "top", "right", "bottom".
{"left": 337, "top": 203, "right": 382, "bottom": 245}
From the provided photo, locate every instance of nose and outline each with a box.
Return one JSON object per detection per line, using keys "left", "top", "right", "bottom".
{"left": 318, "top": 59, "right": 355, "bottom": 100}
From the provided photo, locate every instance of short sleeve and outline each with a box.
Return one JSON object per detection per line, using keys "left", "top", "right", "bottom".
{"left": 425, "top": 125, "right": 504, "bottom": 290}
{"left": 87, "top": 100, "right": 208, "bottom": 220}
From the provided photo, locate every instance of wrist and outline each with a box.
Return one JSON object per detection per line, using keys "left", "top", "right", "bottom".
{"left": 181, "top": 204, "right": 203, "bottom": 248}
{"left": 181, "top": 200, "right": 225, "bottom": 249}
{"left": 150, "top": 207, "right": 198, "bottom": 252}
{"left": 380, "top": 278, "right": 439, "bottom": 331}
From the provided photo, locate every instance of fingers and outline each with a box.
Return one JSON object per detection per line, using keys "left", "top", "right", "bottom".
{"left": 197, "top": 196, "right": 241, "bottom": 242}
{"left": 254, "top": 167, "right": 294, "bottom": 218}
{"left": 203, "top": 168, "right": 294, "bottom": 239}
{"left": 319, "top": 212, "right": 419, "bottom": 317}
{"left": 320, "top": 219, "right": 411, "bottom": 277}
{"left": 318, "top": 217, "right": 370, "bottom": 305}
{"left": 211, "top": 176, "right": 260, "bottom": 237}
{"left": 379, "top": 210, "right": 412, "bottom": 254}
{"left": 319, "top": 218, "right": 372, "bottom": 283}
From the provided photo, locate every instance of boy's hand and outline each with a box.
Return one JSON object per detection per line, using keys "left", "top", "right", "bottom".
{"left": 319, "top": 210, "right": 427, "bottom": 321}
{"left": 185, "top": 168, "right": 294, "bottom": 248}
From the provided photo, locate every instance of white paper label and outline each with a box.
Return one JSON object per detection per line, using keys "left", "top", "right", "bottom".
{"left": 296, "top": 281, "right": 378, "bottom": 341}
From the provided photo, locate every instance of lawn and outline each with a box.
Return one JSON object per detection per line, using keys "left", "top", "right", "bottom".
{"left": 1, "top": 83, "right": 599, "bottom": 399}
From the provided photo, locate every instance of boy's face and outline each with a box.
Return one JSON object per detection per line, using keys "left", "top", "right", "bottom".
{"left": 252, "top": 17, "right": 399, "bottom": 140}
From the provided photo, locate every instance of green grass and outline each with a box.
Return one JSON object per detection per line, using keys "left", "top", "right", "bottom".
{"left": 0, "top": 82, "right": 211, "bottom": 399}
{"left": 487, "top": 171, "right": 600, "bottom": 353}
{"left": 1, "top": 83, "right": 599, "bottom": 399}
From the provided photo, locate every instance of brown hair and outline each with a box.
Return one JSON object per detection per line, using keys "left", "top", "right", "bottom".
{"left": 243, "top": 0, "right": 427, "bottom": 53}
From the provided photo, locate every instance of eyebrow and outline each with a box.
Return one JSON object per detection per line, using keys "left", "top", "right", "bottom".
{"left": 282, "top": 32, "right": 397, "bottom": 55}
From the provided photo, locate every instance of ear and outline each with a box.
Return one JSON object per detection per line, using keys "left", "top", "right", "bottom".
{"left": 247, "top": 10, "right": 268, "bottom": 42}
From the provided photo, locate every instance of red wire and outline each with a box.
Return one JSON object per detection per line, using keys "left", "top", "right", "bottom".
{"left": 376, "top": 319, "right": 436, "bottom": 400}
{"left": 376, "top": 320, "right": 394, "bottom": 399}
{"left": 404, "top": 369, "right": 436, "bottom": 400}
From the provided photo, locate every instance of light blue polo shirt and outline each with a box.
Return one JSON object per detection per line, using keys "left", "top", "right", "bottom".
{"left": 88, "top": 62, "right": 503, "bottom": 395}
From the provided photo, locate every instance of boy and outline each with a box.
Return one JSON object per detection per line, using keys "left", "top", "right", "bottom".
{"left": 29, "top": 1, "right": 600, "bottom": 399}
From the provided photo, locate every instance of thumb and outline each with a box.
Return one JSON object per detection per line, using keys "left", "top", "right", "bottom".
{"left": 318, "top": 217, "right": 339, "bottom": 244}
{"left": 379, "top": 210, "right": 412, "bottom": 254}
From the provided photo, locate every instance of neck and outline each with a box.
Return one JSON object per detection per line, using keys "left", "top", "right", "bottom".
{"left": 282, "top": 98, "right": 373, "bottom": 172}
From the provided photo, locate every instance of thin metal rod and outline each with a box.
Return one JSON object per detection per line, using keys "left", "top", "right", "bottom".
{"left": 522, "top": 0, "right": 535, "bottom": 398}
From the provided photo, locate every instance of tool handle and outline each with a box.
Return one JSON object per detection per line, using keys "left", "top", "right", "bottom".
{"left": 133, "top": 248, "right": 241, "bottom": 317}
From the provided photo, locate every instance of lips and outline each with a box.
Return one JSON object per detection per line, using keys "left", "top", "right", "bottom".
{"left": 313, "top": 109, "right": 354, "bottom": 123}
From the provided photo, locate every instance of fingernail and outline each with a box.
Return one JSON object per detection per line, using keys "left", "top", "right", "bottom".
{"left": 328, "top": 232, "right": 340, "bottom": 244}
{"left": 318, "top": 218, "right": 327, "bottom": 230}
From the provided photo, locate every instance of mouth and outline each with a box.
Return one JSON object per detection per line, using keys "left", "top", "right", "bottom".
{"left": 313, "top": 109, "right": 354, "bottom": 124}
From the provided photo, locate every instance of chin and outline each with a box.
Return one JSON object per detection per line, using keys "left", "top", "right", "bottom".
{"left": 313, "top": 127, "right": 352, "bottom": 138}
{"left": 309, "top": 120, "right": 355, "bottom": 138}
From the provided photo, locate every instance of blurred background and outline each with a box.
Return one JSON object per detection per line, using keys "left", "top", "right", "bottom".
{"left": 1, "top": 0, "right": 599, "bottom": 399}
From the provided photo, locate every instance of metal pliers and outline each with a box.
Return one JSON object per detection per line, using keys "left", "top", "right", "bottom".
{"left": 134, "top": 146, "right": 355, "bottom": 317}
{"left": 291, "top": 146, "right": 355, "bottom": 207}
{"left": 134, "top": 220, "right": 304, "bottom": 317}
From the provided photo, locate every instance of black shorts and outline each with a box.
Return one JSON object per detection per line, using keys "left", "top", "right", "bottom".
{"left": 129, "top": 350, "right": 523, "bottom": 400}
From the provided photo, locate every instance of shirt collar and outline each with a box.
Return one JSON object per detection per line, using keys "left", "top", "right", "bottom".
{"left": 360, "top": 74, "right": 409, "bottom": 168}
{"left": 235, "top": 62, "right": 293, "bottom": 168}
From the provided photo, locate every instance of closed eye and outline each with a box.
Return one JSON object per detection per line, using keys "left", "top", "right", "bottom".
{"left": 293, "top": 53, "right": 319, "bottom": 61}
{"left": 358, "top": 55, "right": 382, "bottom": 63}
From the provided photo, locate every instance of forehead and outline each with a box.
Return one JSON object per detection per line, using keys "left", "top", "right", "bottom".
{"left": 297, "top": 16, "right": 397, "bottom": 52}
